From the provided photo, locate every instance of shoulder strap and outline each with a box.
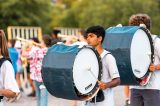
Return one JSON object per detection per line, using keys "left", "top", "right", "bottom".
{"left": 152, "top": 35, "right": 158, "bottom": 40}
{"left": 102, "top": 51, "right": 112, "bottom": 78}
{"left": 104, "top": 52, "right": 111, "bottom": 57}
{"left": 101, "top": 50, "right": 111, "bottom": 59}
{"left": 152, "top": 35, "right": 160, "bottom": 61}
{"left": 0, "top": 57, "right": 12, "bottom": 68}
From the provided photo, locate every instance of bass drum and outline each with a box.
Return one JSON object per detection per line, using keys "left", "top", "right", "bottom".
{"left": 102, "top": 26, "right": 154, "bottom": 85}
{"left": 42, "top": 44, "right": 102, "bottom": 100}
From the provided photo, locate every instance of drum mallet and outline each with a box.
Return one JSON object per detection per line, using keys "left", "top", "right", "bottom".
{"left": 87, "top": 66, "right": 101, "bottom": 83}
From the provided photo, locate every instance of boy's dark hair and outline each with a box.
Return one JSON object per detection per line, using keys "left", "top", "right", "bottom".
{"left": 52, "top": 29, "right": 61, "bottom": 35}
{"left": 31, "top": 37, "right": 39, "bottom": 43}
{"left": 86, "top": 25, "right": 105, "bottom": 43}
{"left": 79, "top": 29, "right": 87, "bottom": 39}
{"left": 8, "top": 39, "right": 16, "bottom": 48}
{"left": 129, "top": 13, "right": 151, "bottom": 30}
{"left": 43, "top": 35, "right": 52, "bottom": 47}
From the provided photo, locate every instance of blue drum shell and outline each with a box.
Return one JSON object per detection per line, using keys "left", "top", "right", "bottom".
{"left": 42, "top": 44, "right": 80, "bottom": 100}
{"left": 103, "top": 26, "right": 153, "bottom": 85}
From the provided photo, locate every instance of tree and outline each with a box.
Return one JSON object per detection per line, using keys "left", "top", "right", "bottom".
{"left": 0, "top": 0, "right": 52, "bottom": 33}
{"left": 50, "top": 0, "right": 160, "bottom": 34}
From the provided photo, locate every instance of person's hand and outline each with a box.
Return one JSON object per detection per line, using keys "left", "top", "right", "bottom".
{"left": 98, "top": 81, "right": 106, "bottom": 90}
{"left": 149, "top": 64, "right": 156, "bottom": 72}
{"left": 156, "top": 64, "right": 160, "bottom": 70}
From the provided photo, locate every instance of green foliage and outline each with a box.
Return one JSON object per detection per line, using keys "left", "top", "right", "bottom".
{"left": 51, "top": 0, "right": 160, "bottom": 34}
{"left": 0, "top": 0, "right": 160, "bottom": 34}
{"left": 0, "top": 0, "right": 52, "bottom": 33}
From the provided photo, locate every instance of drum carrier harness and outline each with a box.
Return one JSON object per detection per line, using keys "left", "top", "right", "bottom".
{"left": 90, "top": 52, "right": 111, "bottom": 104}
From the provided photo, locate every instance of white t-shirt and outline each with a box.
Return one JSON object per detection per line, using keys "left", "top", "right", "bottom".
{"left": 0, "top": 59, "right": 20, "bottom": 105}
{"left": 84, "top": 50, "right": 120, "bottom": 106}
{"left": 131, "top": 35, "right": 160, "bottom": 90}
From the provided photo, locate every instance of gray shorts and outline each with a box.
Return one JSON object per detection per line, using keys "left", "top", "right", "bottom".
{"left": 131, "top": 89, "right": 160, "bottom": 106}
{"left": 17, "top": 64, "right": 24, "bottom": 73}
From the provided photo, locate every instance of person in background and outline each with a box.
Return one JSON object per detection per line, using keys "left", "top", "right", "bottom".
{"left": 8, "top": 39, "right": 19, "bottom": 76}
{"left": 22, "top": 38, "right": 40, "bottom": 97}
{"left": 51, "top": 29, "right": 62, "bottom": 45}
{"left": 33, "top": 35, "right": 52, "bottom": 106}
{"left": 14, "top": 40, "right": 24, "bottom": 92}
{"left": 129, "top": 13, "right": 160, "bottom": 106}
{"left": 72, "top": 29, "right": 88, "bottom": 47}
{"left": 0, "top": 29, "right": 20, "bottom": 106}
{"left": 23, "top": 35, "right": 52, "bottom": 106}
{"left": 78, "top": 29, "right": 88, "bottom": 44}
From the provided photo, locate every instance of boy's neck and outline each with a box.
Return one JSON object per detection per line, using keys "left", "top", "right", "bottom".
{"left": 96, "top": 45, "right": 104, "bottom": 55}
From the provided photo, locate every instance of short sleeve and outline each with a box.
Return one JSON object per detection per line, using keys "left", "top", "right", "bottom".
{"left": 105, "top": 54, "right": 120, "bottom": 79}
{"left": 1, "top": 61, "right": 20, "bottom": 93}
{"left": 155, "top": 38, "right": 160, "bottom": 58}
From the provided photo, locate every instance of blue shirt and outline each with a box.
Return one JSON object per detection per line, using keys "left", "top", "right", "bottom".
{"left": 8, "top": 48, "right": 19, "bottom": 75}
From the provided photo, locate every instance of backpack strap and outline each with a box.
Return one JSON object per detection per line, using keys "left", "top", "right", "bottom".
{"left": 0, "top": 57, "right": 12, "bottom": 68}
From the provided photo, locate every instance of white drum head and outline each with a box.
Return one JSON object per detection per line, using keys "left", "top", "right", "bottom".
{"left": 73, "top": 47, "right": 100, "bottom": 95}
{"left": 131, "top": 29, "right": 151, "bottom": 78}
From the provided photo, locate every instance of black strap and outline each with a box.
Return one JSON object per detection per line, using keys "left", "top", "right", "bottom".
{"left": 90, "top": 52, "right": 111, "bottom": 103}
{"left": 0, "top": 96, "right": 3, "bottom": 102}
{"left": 0, "top": 57, "right": 12, "bottom": 68}
{"left": 104, "top": 52, "right": 111, "bottom": 57}
{"left": 153, "top": 36, "right": 160, "bottom": 61}
{"left": 0, "top": 96, "right": 3, "bottom": 99}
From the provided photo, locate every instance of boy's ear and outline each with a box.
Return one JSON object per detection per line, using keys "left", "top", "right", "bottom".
{"left": 98, "top": 36, "right": 102, "bottom": 42}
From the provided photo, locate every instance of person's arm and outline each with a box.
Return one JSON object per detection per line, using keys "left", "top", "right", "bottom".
{"left": 149, "top": 38, "right": 160, "bottom": 72}
{"left": 98, "top": 53, "right": 121, "bottom": 90}
{"left": 98, "top": 78, "right": 120, "bottom": 90}
{"left": 0, "top": 89, "right": 16, "bottom": 98}
{"left": 1, "top": 61, "right": 20, "bottom": 98}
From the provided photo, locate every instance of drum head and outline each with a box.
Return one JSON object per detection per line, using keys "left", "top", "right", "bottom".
{"left": 73, "top": 47, "right": 101, "bottom": 95}
{"left": 131, "top": 29, "right": 152, "bottom": 78}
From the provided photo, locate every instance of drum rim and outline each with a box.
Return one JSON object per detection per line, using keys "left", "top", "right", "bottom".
{"left": 73, "top": 45, "right": 103, "bottom": 99}
{"left": 136, "top": 27, "right": 154, "bottom": 80}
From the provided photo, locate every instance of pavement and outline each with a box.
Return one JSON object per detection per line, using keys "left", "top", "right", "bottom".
{"left": 4, "top": 86, "right": 125, "bottom": 106}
